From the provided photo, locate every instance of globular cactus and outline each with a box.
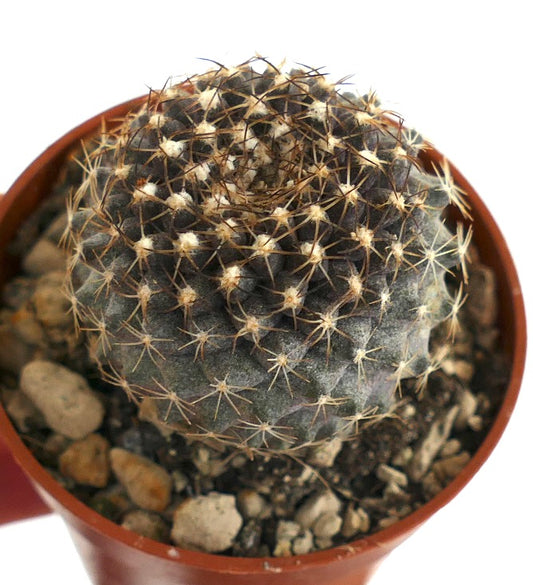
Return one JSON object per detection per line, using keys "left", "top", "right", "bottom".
{"left": 64, "top": 57, "right": 470, "bottom": 455}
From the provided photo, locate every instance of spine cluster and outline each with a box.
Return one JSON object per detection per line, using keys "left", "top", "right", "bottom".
{"left": 65, "top": 58, "right": 470, "bottom": 455}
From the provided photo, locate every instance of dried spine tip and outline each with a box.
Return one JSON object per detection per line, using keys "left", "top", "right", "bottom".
{"left": 67, "top": 57, "right": 469, "bottom": 455}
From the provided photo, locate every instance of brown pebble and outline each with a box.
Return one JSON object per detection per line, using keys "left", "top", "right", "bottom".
{"left": 110, "top": 448, "right": 172, "bottom": 512}
{"left": 32, "top": 271, "right": 71, "bottom": 330}
{"left": 59, "top": 433, "right": 110, "bottom": 487}
{"left": 10, "top": 305, "right": 46, "bottom": 346}
{"left": 432, "top": 452, "right": 471, "bottom": 482}
{"left": 22, "top": 239, "right": 68, "bottom": 276}
{"left": 121, "top": 510, "right": 170, "bottom": 542}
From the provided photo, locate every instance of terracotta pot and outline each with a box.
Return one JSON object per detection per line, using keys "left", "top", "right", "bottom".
{"left": 0, "top": 98, "right": 527, "bottom": 585}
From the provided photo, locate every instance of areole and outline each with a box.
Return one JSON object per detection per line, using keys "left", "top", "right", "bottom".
{"left": 0, "top": 96, "right": 527, "bottom": 585}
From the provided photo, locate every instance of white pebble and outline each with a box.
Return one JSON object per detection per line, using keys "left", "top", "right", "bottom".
{"left": 274, "top": 520, "right": 301, "bottom": 557}
{"left": 292, "top": 529, "right": 314, "bottom": 555}
{"left": 20, "top": 360, "right": 104, "bottom": 439}
{"left": 295, "top": 491, "right": 341, "bottom": 529}
{"left": 171, "top": 493, "right": 242, "bottom": 553}
{"left": 237, "top": 489, "right": 270, "bottom": 519}
{"left": 376, "top": 464, "right": 409, "bottom": 488}
{"left": 312, "top": 511, "right": 342, "bottom": 539}
{"left": 341, "top": 505, "right": 362, "bottom": 538}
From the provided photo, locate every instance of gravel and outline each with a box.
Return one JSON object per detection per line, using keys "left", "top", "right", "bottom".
{"left": 171, "top": 493, "right": 243, "bottom": 553}
{"left": 20, "top": 359, "right": 104, "bottom": 439}
{"left": 110, "top": 448, "right": 173, "bottom": 512}
{"left": 59, "top": 433, "right": 111, "bottom": 487}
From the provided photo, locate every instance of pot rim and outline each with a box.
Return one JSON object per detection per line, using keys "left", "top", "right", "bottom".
{"left": 0, "top": 97, "right": 527, "bottom": 575}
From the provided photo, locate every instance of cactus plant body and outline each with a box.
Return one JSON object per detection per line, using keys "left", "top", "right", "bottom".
{"left": 65, "top": 58, "right": 470, "bottom": 455}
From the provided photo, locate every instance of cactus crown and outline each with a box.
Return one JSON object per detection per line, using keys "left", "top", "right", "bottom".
{"left": 65, "top": 57, "right": 470, "bottom": 456}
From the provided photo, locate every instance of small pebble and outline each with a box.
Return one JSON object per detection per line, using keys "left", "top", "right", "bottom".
{"left": 341, "top": 506, "right": 370, "bottom": 538}
{"left": 171, "top": 470, "right": 189, "bottom": 493}
{"left": 378, "top": 515, "right": 400, "bottom": 529}
{"left": 292, "top": 529, "right": 314, "bottom": 555}
{"left": 90, "top": 484, "right": 133, "bottom": 521}
{"left": 312, "top": 511, "right": 342, "bottom": 539}
{"left": 421, "top": 471, "right": 443, "bottom": 498}
{"left": 274, "top": 520, "right": 301, "bottom": 557}
{"left": 237, "top": 489, "right": 270, "bottom": 520}
{"left": 383, "top": 481, "right": 409, "bottom": 500}
{"left": 357, "top": 507, "right": 370, "bottom": 533}
{"left": 440, "top": 438, "right": 462, "bottom": 458}
{"left": 233, "top": 520, "right": 263, "bottom": 557}
{"left": 392, "top": 446, "right": 413, "bottom": 468}
{"left": 3, "top": 387, "right": 45, "bottom": 432}
{"left": 171, "top": 493, "right": 242, "bottom": 553}
{"left": 468, "top": 414, "right": 484, "bottom": 432}
{"left": 43, "top": 211, "right": 69, "bottom": 243}
{"left": 315, "top": 536, "right": 334, "bottom": 550}
{"left": 306, "top": 438, "right": 343, "bottom": 468}
{"left": 0, "top": 321, "right": 35, "bottom": 374}
{"left": 455, "top": 390, "right": 478, "bottom": 431}
{"left": 121, "top": 510, "right": 170, "bottom": 542}
{"left": 10, "top": 305, "right": 46, "bottom": 346}
{"left": 432, "top": 452, "right": 471, "bottom": 482}
{"left": 41, "top": 433, "right": 72, "bottom": 467}
{"left": 32, "top": 271, "right": 72, "bottom": 330}
{"left": 20, "top": 360, "right": 104, "bottom": 439}
{"left": 230, "top": 454, "right": 249, "bottom": 469}
{"left": 439, "top": 439, "right": 462, "bottom": 457}
{"left": 295, "top": 491, "right": 341, "bottom": 529}
{"left": 376, "top": 464, "right": 409, "bottom": 488}
{"left": 59, "top": 433, "right": 111, "bottom": 487}
{"left": 192, "top": 445, "right": 227, "bottom": 477}
{"left": 1, "top": 276, "right": 34, "bottom": 309}
{"left": 110, "top": 448, "right": 172, "bottom": 512}
{"left": 22, "top": 239, "right": 68, "bottom": 276}
{"left": 467, "top": 264, "right": 497, "bottom": 328}
{"left": 408, "top": 406, "right": 460, "bottom": 482}
{"left": 441, "top": 358, "right": 474, "bottom": 383}
{"left": 341, "top": 505, "right": 362, "bottom": 538}
{"left": 137, "top": 398, "right": 174, "bottom": 437}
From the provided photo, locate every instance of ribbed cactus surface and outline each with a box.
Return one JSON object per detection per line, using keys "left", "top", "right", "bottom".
{"left": 65, "top": 58, "right": 469, "bottom": 454}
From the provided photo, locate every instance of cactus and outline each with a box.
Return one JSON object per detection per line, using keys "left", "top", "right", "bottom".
{"left": 64, "top": 57, "right": 471, "bottom": 456}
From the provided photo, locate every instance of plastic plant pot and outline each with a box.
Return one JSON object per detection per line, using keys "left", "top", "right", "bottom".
{"left": 0, "top": 97, "right": 527, "bottom": 585}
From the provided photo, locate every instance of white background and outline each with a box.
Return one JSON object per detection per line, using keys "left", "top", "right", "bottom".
{"left": 1, "top": 1, "right": 531, "bottom": 583}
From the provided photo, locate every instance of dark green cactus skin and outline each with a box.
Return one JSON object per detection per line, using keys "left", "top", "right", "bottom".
{"left": 65, "top": 58, "right": 468, "bottom": 454}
